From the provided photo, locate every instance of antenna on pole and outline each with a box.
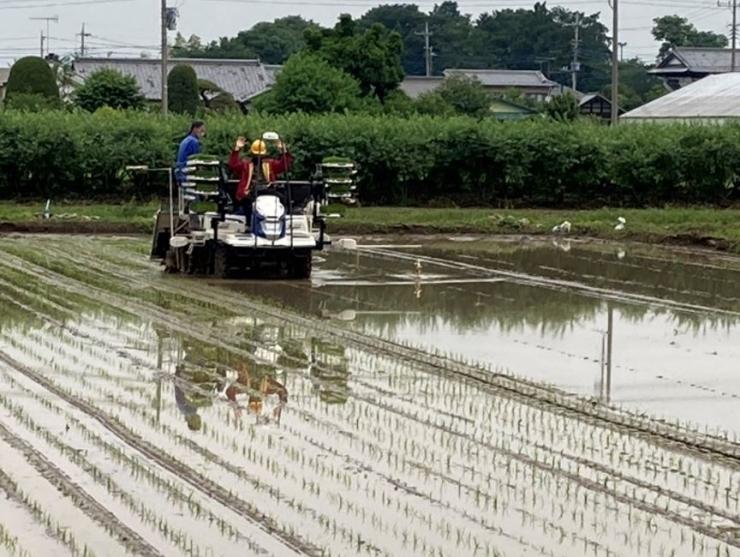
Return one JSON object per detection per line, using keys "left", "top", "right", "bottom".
{"left": 29, "top": 15, "right": 59, "bottom": 57}
{"left": 415, "top": 22, "right": 433, "bottom": 77}
{"left": 77, "top": 22, "right": 92, "bottom": 57}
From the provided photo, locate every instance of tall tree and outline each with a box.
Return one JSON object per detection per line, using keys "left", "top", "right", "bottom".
{"left": 652, "top": 15, "right": 728, "bottom": 58}
{"left": 172, "top": 16, "right": 318, "bottom": 64}
{"left": 305, "top": 14, "right": 404, "bottom": 100}
{"left": 475, "top": 3, "right": 610, "bottom": 92}
{"left": 358, "top": 4, "right": 427, "bottom": 75}
{"left": 616, "top": 58, "right": 666, "bottom": 111}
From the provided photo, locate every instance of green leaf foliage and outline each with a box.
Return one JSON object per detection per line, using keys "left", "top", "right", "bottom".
{"left": 252, "top": 52, "right": 361, "bottom": 114}
{"left": 0, "top": 110, "right": 738, "bottom": 207}
{"left": 74, "top": 69, "right": 145, "bottom": 112}
{"left": 168, "top": 64, "right": 200, "bottom": 116}
{"left": 5, "top": 56, "right": 60, "bottom": 101}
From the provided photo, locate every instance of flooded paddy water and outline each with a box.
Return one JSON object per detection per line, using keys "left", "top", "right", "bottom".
{"left": 0, "top": 234, "right": 738, "bottom": 557}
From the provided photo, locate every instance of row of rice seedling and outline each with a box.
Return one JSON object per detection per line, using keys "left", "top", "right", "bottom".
{"left": 4, "top": 296, "right": 736, "bottom": 556}
{"left": 1, "top": 235, "right": 738, "bottom": 556}
{"left": 0, "top": 367, "right": 289, "bottom": 556}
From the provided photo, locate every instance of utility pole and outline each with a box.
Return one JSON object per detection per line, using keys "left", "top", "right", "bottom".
{"left": 77, "top": 23, "right": 91, "bottom": 57}
{"left": 618, "top": 41, "right": 627, "bottom": 62}
{"left": 160, "top": 0, "right": 168, "bottom": 115}
{"left": 720, "top": 0, "right": 739, "bottom": 71}
{"left": 39, "top": 31, "right": 45, "bottom": 57}
{"left": 610, "top": 0, "right": 619, "bottom": 125}
{"left": 568, "top": 13, "right": 582, "bottom": 92}
{"left": 415, "top": 22, "right": 433, "bottom": 77}
{"left": 30, "top": 15, "right": 58, "bottom": 57}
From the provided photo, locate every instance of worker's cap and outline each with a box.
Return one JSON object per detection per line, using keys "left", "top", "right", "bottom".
{"left": 250, "top": 139, "right": 267, "bottom": 155}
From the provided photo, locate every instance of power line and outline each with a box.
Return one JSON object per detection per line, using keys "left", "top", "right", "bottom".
{"left": 0, "top": 0, "right": 131, "bottom": 10}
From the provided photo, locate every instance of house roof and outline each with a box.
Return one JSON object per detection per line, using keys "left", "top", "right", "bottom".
{"left": 73, "top": 57, "right": 275, "bottom": 102}
{"left": 653, "top": 47, "right": 735, "bottom": 74}
{"left": 399, "top": 76, "right": 444, "bottom": 99}
{"left": 622, "top": 73, "right": 740, "bottom": 120}
{"left": 443, "top": 68, "right": 559, "bottom": 89}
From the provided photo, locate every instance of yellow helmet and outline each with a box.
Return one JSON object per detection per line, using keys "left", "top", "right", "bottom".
{"left": 250, "top": 139, "right": 267, "bottom": 155}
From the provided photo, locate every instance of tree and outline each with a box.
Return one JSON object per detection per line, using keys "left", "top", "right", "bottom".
{"left": 436, "top": 75, "right": 491, "bottom": 117}
{"left": 252, "top": 52, "right": 360, "bottom": 114}
{"left": 172, "top": 17, "right": 318, "bottom": 64}
{"left": 415, "top": 91, "right": 456, "bottom": 116}
{"left": 74, "top": 69, "right": 145, "bottom": 111}
{"left": 5, "top": 56, "right": 59, "bottom": 105}
{"left": 427, "top": 2, "right": 480, "bottom": 72}
{"left": 652, "top": 15, "right": 727, "bottom": 58}
{"left": 545, "top": 92, "right": 580, "bottom": 121}
{"left": 359, "top": 5, "right": 427, "bottom": 75}
{"left": 198, "top": 79, "right": 240, "bottom": 113}
{"left": 475, "top": 3, "right": 610, "bottom": 93}
{"left": 168, "top": 64, "right": 200, "bottom": 115}
{"left": 616, "top": 58, "right": 666, "bottom": 111}
{"left": 305, "top": 14, "right": 404, "bottom": 100}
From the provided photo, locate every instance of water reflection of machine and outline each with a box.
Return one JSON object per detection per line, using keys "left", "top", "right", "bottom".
{"left": 309, "top": 338, "right": 350, "bottom": 404}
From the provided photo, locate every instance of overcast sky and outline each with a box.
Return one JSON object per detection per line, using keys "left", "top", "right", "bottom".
{"left": 0, "top": 0, "right": 733, "bottom": 68}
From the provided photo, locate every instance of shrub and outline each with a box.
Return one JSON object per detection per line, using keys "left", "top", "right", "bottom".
{"left": 5, "top": 56, "right": 59, "bottom": 103}
{"left": 168, "top": 64, "right": 200, "bottom": 115}
{"left": 74, "top": 69, "right": 145, "bottom": 112}
{"left": 0, "top": 110, "right": 737, "bottom": 207}
{"left": 435, "top": 75, "right": 492, "bottom": 118}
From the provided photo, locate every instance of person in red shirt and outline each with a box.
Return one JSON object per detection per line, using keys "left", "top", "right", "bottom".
{"left": 228, "top": 136, "right": 293, "bottom": 202}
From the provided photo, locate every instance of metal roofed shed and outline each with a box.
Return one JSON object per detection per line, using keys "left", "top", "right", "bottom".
{"left": 622, "top": 73, "right": 740, "bottom": 123}
{"left": 73, "top": 57, "right": 275, "bottom": 106}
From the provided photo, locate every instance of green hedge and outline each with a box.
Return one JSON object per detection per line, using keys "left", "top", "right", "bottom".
{"left": 0, "top": 109, "right": 738, "bottom": 205}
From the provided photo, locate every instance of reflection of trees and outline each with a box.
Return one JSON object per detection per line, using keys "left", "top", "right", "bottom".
{"left": 309, "top": 339, "right": 350, "bottom": 404}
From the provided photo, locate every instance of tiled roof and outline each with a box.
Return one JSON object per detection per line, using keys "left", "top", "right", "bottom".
{"left": 443, "top": 68, "right": 559, "bottom": 89}
{"left": 655, "top": 47, "right": 735, "bottom": 74}
{"left": 73, "top": 57, "right": 275, "bottom": 102}
{"left": 399, "top": 76, "right": 444, "bottom": 98}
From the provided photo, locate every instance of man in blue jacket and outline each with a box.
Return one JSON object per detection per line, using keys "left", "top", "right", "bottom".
{"left": 175, "top": 120, "right": 206, "bottom": 184}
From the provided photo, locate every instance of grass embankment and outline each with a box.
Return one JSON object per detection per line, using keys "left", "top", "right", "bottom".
{"left": 1, "top": 202, "right": 738, "bottom": 253}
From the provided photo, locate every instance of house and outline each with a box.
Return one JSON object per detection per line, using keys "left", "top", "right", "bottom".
{"left": 489, "top": 98, "right": 537, "bottom": 121}
{"left": 398, "top": 76, "right": 444, "bottom": 99}
{"left": 0, "top": 67, "right": 10, "bottom": 102}
{"left": 443, "top": 69, "right": 560, "bottom": 101}
{"left": 622, "top": 72, "right": 740, "bottom": 123}
{"left": 579, "top": 93, "right": 623, "bottom": 121}
{"left": 72, "top": 57, "right": 276, "bottom": 110}
{"left": 650, "top": 47, "right": 735, "bottom": 91}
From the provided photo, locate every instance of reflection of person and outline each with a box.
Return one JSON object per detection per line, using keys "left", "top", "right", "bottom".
{"left": 228, "top": 135, "right": 293, "bottom": 202}
{"left": 221, "top": 360, "right": 288, "bottom": 423}
{"left": 174, "top": 363, "right": 218, "bottom": 431}
{"left": 175, "top": 120, "right": 206, "bottom": 184}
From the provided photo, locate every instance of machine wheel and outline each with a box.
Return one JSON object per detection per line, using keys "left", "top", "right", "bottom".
{"left": 289, "top": 254, "right": 312, "bottom": 279}
{"left": 213, "top": 246, "right": 230, "bottom": 278}
{"left": 164, "top": 248, "right": 179, "bottom": 273}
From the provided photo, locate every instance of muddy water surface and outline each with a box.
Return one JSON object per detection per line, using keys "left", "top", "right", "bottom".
{"left": 0, "top": 234, "right": 738, "bottom": 557}
{"left": 225, "top": 237, "right": 740, "bottom": 436}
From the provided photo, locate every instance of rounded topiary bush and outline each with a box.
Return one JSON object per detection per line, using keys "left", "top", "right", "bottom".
{"left": 168, "top": 64, "right": 200, "bottom": 116}
{"left": 5, "top": 56, "right": 59, "bottom": 104}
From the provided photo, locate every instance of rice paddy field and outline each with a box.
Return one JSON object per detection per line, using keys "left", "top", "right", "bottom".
{"left": 0, "top": 233, "right": 738, "bottom": 557}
